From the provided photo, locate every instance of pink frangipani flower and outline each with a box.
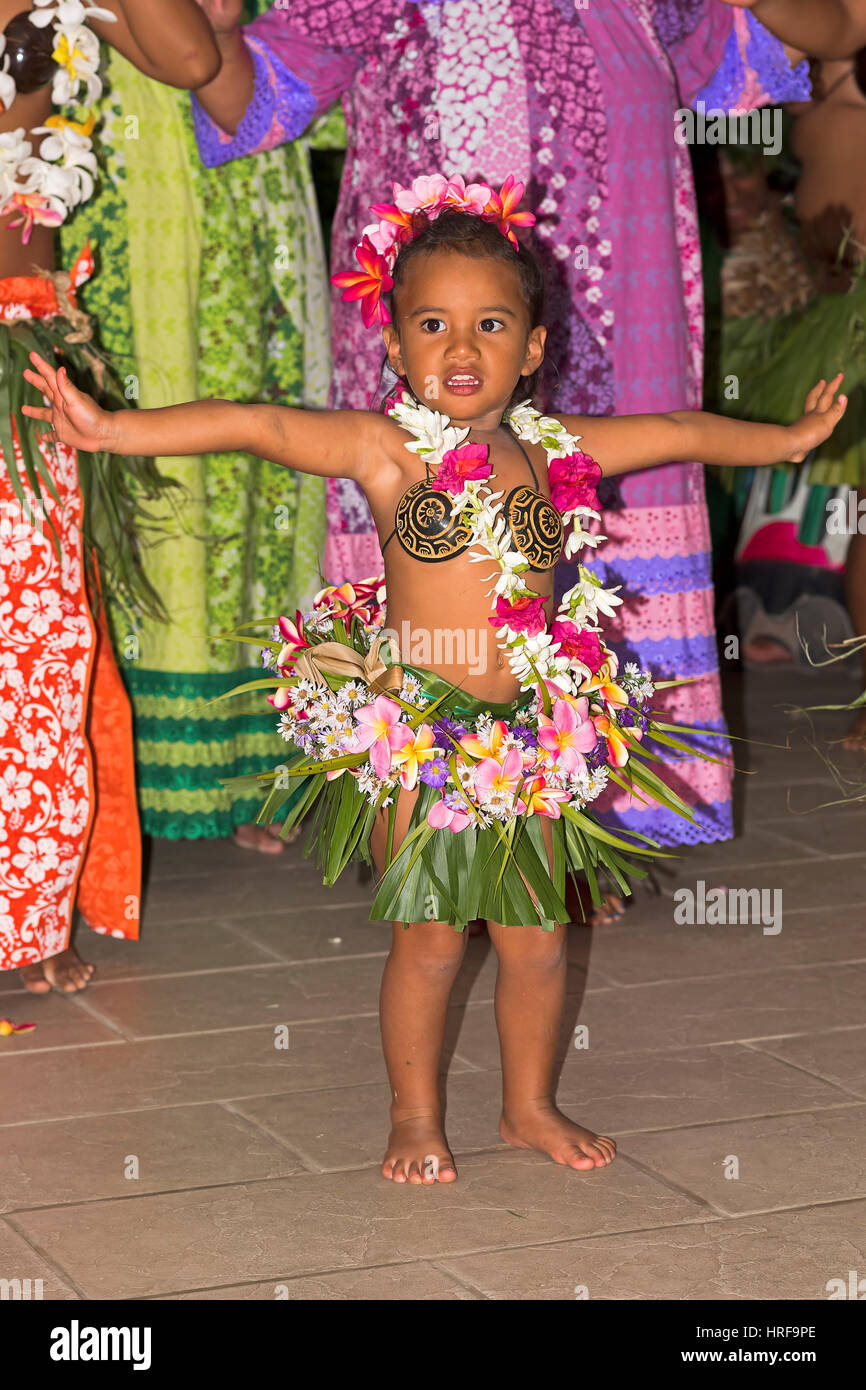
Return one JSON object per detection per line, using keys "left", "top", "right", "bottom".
{"left": 427, "top": 792, "right": 473, "bottom": 833}
{"left": 523, "top": 776, "right": 572, "bottom": 819}
{"left": 349, "top": 695, "right": 405, "bottom": 778}
{"left": 474, "top": 748, "right": 526, "bottom": 806}
{"left": 388, "top": 723, "right": 438, "bottom": 790}
{"left": 537, "top": 696, "right": 597, "bottom": 773}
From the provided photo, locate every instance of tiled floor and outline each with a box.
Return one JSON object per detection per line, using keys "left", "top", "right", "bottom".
{"left": 1, "top": 666, "right": 864, "bottom": 1300}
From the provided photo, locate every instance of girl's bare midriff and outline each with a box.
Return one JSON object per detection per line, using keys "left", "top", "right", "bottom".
{"left": 364, "top": 417, "right": 557, "bottom": 708}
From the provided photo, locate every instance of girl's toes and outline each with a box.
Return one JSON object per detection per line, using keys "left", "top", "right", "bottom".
{"left": 407, "top": 1162, "right": 423, "bottom": 1185}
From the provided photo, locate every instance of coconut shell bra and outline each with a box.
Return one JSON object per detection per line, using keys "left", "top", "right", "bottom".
{"left": 381, "top": 430, "right": 563, "bottom": 569}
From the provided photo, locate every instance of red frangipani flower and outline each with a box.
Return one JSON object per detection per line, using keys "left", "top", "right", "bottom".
{"left": 548, "top": 451, "right": 601, "bottom": 514}
{"left": 482, "top": 174, "right": 536, "bottom": 248}
{"left": 430, "top": 442, "right": 492, "bottom": 494}
{"left": 331, "top": 235, "right": 393, "bottom": 328}
{"left": 489, "top": 592, "right": 548, "bottom": 637}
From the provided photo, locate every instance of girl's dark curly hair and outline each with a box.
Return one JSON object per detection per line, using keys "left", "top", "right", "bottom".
{"left": 376, "top": 207, "right": 548, "bottom": 408}
{"left": 387, "top": 207, "right": 546, "bottom": 324}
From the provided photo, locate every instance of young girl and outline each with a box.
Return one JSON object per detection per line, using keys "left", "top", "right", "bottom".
{"left": 23, "top": 175, "right": 845, "bottom": 1183}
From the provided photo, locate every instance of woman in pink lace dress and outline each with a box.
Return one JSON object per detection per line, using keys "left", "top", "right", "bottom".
{"left": 189, "top": 0, "right": 854, "bottom": 873}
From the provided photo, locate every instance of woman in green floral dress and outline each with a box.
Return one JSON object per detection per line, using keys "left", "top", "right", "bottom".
{"left": 60, "top": 2, "right": 343, "bottom": 848}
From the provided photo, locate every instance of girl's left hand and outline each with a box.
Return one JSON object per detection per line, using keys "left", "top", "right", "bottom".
{"left": 786, "top": 374, "right": 848, "bottom": 462}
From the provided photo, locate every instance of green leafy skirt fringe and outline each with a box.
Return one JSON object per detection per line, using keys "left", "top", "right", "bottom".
{"left": 248, "top": 664, "right": 664, "bottom": 931}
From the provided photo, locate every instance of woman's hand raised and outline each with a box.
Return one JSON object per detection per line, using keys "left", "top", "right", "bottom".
{"left": 22, "top": 353, "right": 115, "bottom": 455}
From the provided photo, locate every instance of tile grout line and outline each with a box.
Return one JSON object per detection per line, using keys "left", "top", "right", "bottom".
{"left": 102, "top": 1196, "right": 866, "bottom": 1302}
{"left": 1, "top": 1213, "right": 91, "bottom": 1301}
{"left": 3, "top": 1017, "right": 864, "bottom": 1061}
{"left": 218, "top": 1101, "right": 327, "bottom": 1175}
{"left": 739, "top": 1039, "right": 866, "bottom": 1102}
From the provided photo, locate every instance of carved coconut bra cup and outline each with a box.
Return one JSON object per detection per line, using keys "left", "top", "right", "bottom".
{"left": 382, "top": 430, "right": 563, "bottom": 569}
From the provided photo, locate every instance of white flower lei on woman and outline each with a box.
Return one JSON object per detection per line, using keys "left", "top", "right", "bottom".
{"left": 0, "top": 1, "right": 115, "bottom": 239}
{"left": 386, "top": 391, "right": 625, "bottom": 694}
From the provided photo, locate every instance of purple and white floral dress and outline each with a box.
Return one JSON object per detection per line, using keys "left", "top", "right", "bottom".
{"left": 193, "top": 0, "right": 807, "bottom": 848}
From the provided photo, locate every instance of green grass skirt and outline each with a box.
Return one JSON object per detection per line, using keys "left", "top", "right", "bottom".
{"left": 258, "top": 664, "right": 659, "bottom": 931}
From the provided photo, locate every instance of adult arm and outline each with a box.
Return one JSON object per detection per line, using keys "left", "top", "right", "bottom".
{"left": 658, "top": 0, "right": 811, "bottom": 109}
{"left": 188, "top": 0, "right": 378, "bottom": 168}
{"left": 88, "top": 0, "right": 221, "bottom": 89}
{"left": 560, "top": 375, "right": 847, "bottom": 476}
{"left": 720, "top": 0, "right": 866, "bottom": 61}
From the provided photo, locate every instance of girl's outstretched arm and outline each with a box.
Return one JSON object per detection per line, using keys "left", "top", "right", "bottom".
{"left": 22, "top": 353, "right": 382, "bottom": 484}
{"left": 562, "top": 376, "right": 848, "bottom": 478}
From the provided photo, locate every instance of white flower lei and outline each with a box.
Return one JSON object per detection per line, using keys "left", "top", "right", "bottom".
{"left": 386, "top": 392, "right": 624, "bottom": 694}
{"left": 0, "top": 2, "right": 114, "bottom": 236}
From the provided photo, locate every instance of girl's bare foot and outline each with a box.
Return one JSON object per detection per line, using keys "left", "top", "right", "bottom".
{"left": 843, "top": 706, "right": 866, "bottom": 751}
{"left": 381, "top": 1113, "right": 458, "bottom": 1184}
{"left": 19, "top": 947, "right": 95, "bottom": 994}
{"left": 500, "top": 1103, "right": 616, "bottom": 1171}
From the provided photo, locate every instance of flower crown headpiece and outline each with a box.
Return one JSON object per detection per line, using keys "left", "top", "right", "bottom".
{"left": 331, "top": 172, "right": 535, "bottom": 330}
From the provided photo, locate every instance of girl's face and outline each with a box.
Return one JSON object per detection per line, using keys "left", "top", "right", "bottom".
{"left": 381, "top": 250, "right": 546, "bottom": 431}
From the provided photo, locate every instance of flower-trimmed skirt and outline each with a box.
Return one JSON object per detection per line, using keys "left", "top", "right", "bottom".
{"left": 252, "top": 661, "right": 661, "bottom": 931}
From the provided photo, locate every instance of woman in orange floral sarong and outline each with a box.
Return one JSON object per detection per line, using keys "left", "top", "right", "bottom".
{"left": 0, "top": 0, "right": 219, "bottom": 991}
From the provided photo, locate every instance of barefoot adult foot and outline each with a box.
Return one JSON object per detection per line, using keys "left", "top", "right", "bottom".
{"left": 586, "top": 891, "right": 626, "bottom": 926}
{"left": 742, "top": 635, "right": 794, "bottom": 666}
{"left": 19, "top": 947, "right": 95, "bottom": 994}
{"left": 843, "top": 706, "right": 866, "bottom": 751}
{"left": 381, "top": 1114, "right": 458, "bottom": 1184}
{"left": 500, "top": 1104, "right": 616, "bottom": 1171}
{"left": 233, "top": 817, "right": 287, "bottom": 850}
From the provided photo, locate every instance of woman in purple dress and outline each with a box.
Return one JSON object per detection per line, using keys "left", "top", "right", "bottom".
{"left": 188, "top": 0, "right": 852, "bottom": 888}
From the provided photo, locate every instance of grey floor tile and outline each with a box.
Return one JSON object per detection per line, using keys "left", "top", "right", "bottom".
{"left": 0, "top": 1017, "right": 397, "bottom": 1125}
{"left": 12, "top": 1150, "right": 708, "bottom": 1298}
{"left": 447, "top": 963, "right": 866, "bottom": 1064}
{"left": 439, "top": 1199, "right": 866, "bottom": 1300}
{"left": 621, "top": 1106, "right": 866, "bottom": 1215}
{"left": 751, "top": 1027, "right": 866, "bottom": 1099}
{"left": 0, "top": 1219, "right": 79, "bottom": 1299}
{"left": 0, "top": 1104, "right": 304, "bottom": 1213}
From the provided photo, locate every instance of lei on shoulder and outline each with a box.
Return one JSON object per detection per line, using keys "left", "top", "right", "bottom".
{"left": 0, "top": 1, "right": 115, "bottom": 243}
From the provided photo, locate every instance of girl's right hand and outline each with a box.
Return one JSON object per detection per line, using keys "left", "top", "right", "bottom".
{"left": 22, "top": 352, "right": 115, "bottom": 454}
{"left": 192, "top": 0, "right": 243, "bottom": 36}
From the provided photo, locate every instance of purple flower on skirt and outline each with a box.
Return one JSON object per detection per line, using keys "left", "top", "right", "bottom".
{"left": 620, "top": 703, "right": 650, "bottom": 733}
{"left": 585, "top": 737, "right": 609, "bottom": 771}
{"left": 432, "top": 716, "right": 466, "bottom": 747}
{"left": 419, "top": 756, "right": 450, "bottom": 789}
{"left": 512, "top": 723, "right": 537, "bottom": 747}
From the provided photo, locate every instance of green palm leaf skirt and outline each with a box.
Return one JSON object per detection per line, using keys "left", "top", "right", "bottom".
{"left": 215, "top": 605, "right": 715, "bottom": 930}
